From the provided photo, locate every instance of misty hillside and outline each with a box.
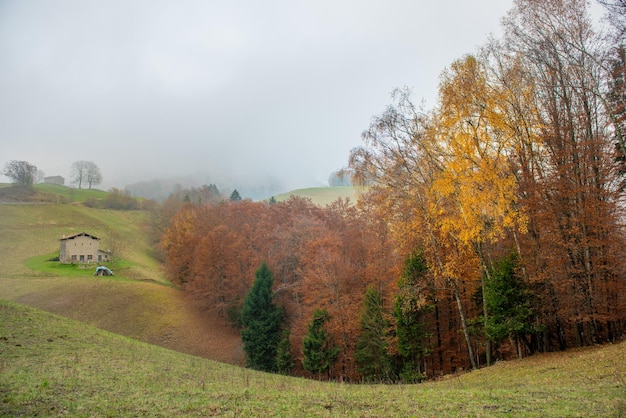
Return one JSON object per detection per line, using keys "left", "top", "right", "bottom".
{"left": 272, "top": 186, "right": 361, "bottom": 206}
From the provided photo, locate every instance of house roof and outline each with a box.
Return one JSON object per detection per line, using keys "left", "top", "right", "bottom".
{"left": 60, "top": 232, "right": 100, "bottom": 241}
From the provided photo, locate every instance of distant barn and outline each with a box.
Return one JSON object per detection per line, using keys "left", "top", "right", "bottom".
{"left": 44, "top": 175, "right": 65, "bottom": 186}
{"left": 59, "top": 232, "right": 110, "bottom": 264}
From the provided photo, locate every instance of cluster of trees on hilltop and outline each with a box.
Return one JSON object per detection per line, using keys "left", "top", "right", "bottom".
{"left": 161, "top": 0, "right": 626, "bottom": 381}
{"left": 2, "top": 159, "right": 103, "bottom": 189}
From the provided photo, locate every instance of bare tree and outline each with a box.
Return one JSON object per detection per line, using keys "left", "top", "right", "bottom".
{"left": 86, "top": 163, "right": 102, "bottom": 189}
{"left": 3, "top": 160, "right": 37, "bottom": 187}
{"left": 598, "top": 0, "right": 626, "bottom": 41}
{"left": 71, "top": 161, "right": 102, "bottom": 189}
{"left": 105, "top": 229, "right": 126, "bottom": 267}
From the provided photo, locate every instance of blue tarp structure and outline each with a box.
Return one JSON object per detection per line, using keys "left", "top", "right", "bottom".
{"left": 94, "top": 266, "right": 114, "bottom": 276}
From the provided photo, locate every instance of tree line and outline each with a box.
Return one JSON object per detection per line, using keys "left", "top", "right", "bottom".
{"left": 161, "top": 0, "right": 626, "bottom": 381}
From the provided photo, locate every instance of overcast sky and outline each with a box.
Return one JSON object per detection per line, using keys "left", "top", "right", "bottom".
{"left": 0, "top": 0, "right": 514, "bottom": 195}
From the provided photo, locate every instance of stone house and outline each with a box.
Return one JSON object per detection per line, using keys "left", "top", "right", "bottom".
{"left": 59, "top": 232, "right": 110, "bottom": 264}
{"left": 44, "top": 176, "right": 65, "bottom": 186}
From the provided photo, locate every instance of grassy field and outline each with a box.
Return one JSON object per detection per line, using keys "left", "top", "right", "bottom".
{"left": 272, "top": 186, "right": 363, "bottom": 206}
{"left": 0, "top": 183, "right": 109, "bottom": 203}
{"left": 1, "top": 300, "right": 625, "bottom": 416}
{"left": 0, "top": 202, "right": 243, "bottom": 365}
{"left": 34, "top": 183, "right": 110, "bottom": 202}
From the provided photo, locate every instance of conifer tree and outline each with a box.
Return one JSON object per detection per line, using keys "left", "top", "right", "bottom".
{"left": 240, "top": 262, "right": 283, "bottom": 372}
{"left": 393, "top": 250, "right": 432, "bottom": 382}
{"left": 484, "top": 252, "right": 538, "bottom": 358}
{"left": 275, "top": 328, "right": 294, "bottom": 375}
{"left": 302, "top": 309, "right": 339, "bottom": 378}
{"left": 355, "top": 285, "right": 391, "bottom": 382}
{"left": 229, "top": 189, "right": 242, "bottom": 201}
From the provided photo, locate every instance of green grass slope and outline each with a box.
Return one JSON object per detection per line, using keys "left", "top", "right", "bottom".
{"left": 0, "top": 183, "right": 109, "bottom": 204}
{"left": 1, "top": 300, "right": 625, "bottom": 417}
{"left": 272, "top": 186, "right": 362, "bottom": 206}
{"left": 34, "top": 183, "right": 110, "bottom": 202}
{"left": 0, "top": 202, "right": 243, "bottom": 365}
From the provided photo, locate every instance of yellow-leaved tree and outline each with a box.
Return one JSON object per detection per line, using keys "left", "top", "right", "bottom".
{"left": 433, "top": 55, "right": 528, "bottom": 364}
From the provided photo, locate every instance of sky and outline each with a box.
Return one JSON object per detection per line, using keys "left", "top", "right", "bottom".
{"left": 0, "top": 0, "right": 514, "bottom": 197}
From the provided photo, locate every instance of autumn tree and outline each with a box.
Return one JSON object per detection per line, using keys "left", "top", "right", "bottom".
{"left": 434, "top": 54, "right": 528, "bottom": 365}
{"left": 355, "top": 285, "right": 391, "bottom": 382}
{"left": 609, "top": 46, "right": 626, "bottom": 176}
{"left": 500, "top": 0, "right": 626, "bottom": 347}
{"left": 302, "top": 308, "right": 339, "bottom": 378}
{"left": 102, "top": 188, "right": 139, "bottom": 210}
{"left": 3, "top": 160, "right": 37, "bottom": 187}
{"left": 240, "top": 262, "right": 284, "bottom": 372}
{"left": 350, "top": 88, "right": 480, "bottom": 370}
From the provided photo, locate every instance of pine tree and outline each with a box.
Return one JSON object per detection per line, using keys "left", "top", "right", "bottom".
{"left": 484, "top": 252, "right": 538, "bottom": 358}
{"left": 229, "top": 189, "right": 242, "bottom": 201}
{"left": 275, "top": 328, "right": 294, "bottom": 375}
{"left": 302, "top": 309, "right": 339, "bottom": 378}
{"left": 393, "top": 250, "right": 432, "bottom": 382}
{"left": 240, "top": 262, "right": 283, "bottom": 372}
{"left": 355, "top": 285, "right": 391, "bottom": 382}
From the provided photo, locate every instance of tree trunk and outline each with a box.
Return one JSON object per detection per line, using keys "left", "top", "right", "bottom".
{"left": 450, "top": 278, "right": 477, "bottom": 370}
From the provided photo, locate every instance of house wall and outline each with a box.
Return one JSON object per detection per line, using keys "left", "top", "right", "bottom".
{"left": 59, "top": 234, "right": 102, "bottom": 264}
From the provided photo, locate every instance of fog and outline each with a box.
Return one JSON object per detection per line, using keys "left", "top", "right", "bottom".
{"left": 0, "top": 0, "right": 513, "bottom": 198}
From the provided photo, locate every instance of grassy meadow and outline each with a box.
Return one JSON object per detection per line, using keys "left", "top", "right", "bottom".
{"left": 0, "top": 183, "right": 109, "bottom": 204}
{"left": 0, "top": 198, "right": 243, "bottom": 365}
{"left": 1, "top": 300, "right": 625, "bottom": 416}
{"left": 1, "top": 186, "right": 625, "bottom": 416}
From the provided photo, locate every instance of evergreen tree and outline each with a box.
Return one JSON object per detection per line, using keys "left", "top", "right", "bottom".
{"left": 355, "top": 285, "right": 391, "bottom": 382}
{"left": 393, "top": 249, "right": 432, "bottom": 383}
{"left": 240, "top": 262, "right": 283, "bottom": 372}
{"left": 230, "top": 189, "right": 242, "bottom": 201}
{"left": 302, "top": 309, "right": 339, "bottom": 378}
{"left": 275, "top": 328, "right": 294, "bottom": 375}
{"left": 484, "top": 252, "right": 538, "bottom": 358}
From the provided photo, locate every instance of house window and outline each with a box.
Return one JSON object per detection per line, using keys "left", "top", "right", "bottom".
{"left": 80, "top": 255, "right": 85, "bottom": 262}
{"left": 87, "top": 255, "right": 93, "bottom": 261}
{"left": 98, "top": 255, "right": 102, "bottom": 262}
{"left": 71, "top": 255, "right": 77, "bottom": 261}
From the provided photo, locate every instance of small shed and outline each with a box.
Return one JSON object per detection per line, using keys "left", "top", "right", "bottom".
{"left": 59, "top": 232, "right": 110, "bottom": 264}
